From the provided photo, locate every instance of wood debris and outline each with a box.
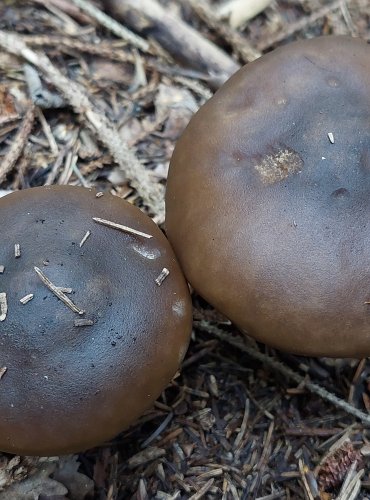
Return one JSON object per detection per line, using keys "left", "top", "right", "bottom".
{"left": 34, "top": 266, "right": 85, "bottom": 315}
{"left": 20, "top": 293, "right": 34, "bottom": 304}
{"left": 155, "top": 267, "right": 169, "bottom": 286}
{"left": 0, "top": 105, "right": 36, "bottom": 185}
{"left": 14, "top": 244, "right": 21, "bottom": 258}
{"left": 0, "top": 0, "right": 369, "bottom": 497}
{"left": 93, "top": 217, "right": 152, "bottom": 239}
{"left": 0, "top": 292, "right": 8, "bottom": 321}
{"left": 79, "top": 230, "right": 91, "bottom": 247}
{"left": 0, "top": 367, "right": 7, "bottom": 380}
{"left": 74, "top": 318, "right": 94, "bottom": 327}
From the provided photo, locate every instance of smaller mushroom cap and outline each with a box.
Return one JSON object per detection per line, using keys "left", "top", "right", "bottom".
{"left": 0, "top": 186, "right": 192, "bottom": 455}
{"left": 166, "top": 36, "right": 370, "bottom": 358}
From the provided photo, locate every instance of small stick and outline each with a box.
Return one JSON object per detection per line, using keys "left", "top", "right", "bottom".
{"left": 197, "top": 321, "right": 370, "bottom": 425}
{"left": 35, "top": 106, "right": 59, "bottom": 154}
{"left": 69, "top": 0, "right": 150, "bottom": 52}
{"left": 298, "top": 459, "right": 317, "bottom": 500}
{"left": 20, "top": 293, "right": 34, "bottom": 304}
{"left": 79, "top": 230, "right": 91, "bottom": 248}
{"left": 328, "top": 132, "right": 335, "bottom": 144}
{"left": 155, "top": 268, "right": 169, "bottom": 286}
{"left": 74, "top": 318, "right": 94, "bottom": 327}
{"left": 0, "top": 367, "right": 7, "bottom": 380}
{"left": 14, "top": 244, "right": 21, "bottom": 258}
{"left": 0, "top": 293, "right": 8, "bottom": 321}
{"left": 0, "top": 105, "right": 36, "bottom": 184}
{"left": 34, "top": 266, "right": 84, "bottom": 315}
{"left": 93, "top": 217, "right": 152, "bottom": 239}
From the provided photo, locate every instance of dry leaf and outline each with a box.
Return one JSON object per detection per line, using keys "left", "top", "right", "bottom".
{"left": 52, "top": 455, "right": 94, "bottom": 500}
{"left": 0, "top": 458, "right": 66, "bottom": 499}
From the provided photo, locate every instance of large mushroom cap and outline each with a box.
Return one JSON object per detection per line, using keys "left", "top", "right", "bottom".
{"left": 0, "top": 186, "right": 192, "bottom": 455}
{"left": 166, "top": 36, "right": 370, "bottom": 358}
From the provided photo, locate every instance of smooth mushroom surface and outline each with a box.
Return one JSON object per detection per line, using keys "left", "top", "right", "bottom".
{"left": 0, "top": 186, "right": 192, "bottom": 455}
{"left": 166, "top": 36, "right": 370, "bottom": 358}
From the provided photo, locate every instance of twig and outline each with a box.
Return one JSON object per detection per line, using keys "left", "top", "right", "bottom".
{"left": 141, "top": 412, "right": 174, "bottom": 448}
{"left": 186, "top": 0, "right": 261, "bottom": 63}
{"left": 196, "top": 321, "right": 370, "bottom": 426}
{"left": 257, "top": 0, "right": 343, "bottom": 51}
{"left": 93, "top": 217, "right": 152, "bottom": 239}
{"left": 79, "top": 230, "right": 91, "bottom": 248}
{"left": 21, "top": 34, "right": 134, "bottom": 63}
{"left": 14, "top": 243, "right": 21, "bottom": 258}
{"left": 0, "top": 113, "right": 20, "bottom": 127}
{"left": 68, "top": 0, "right": 149, "bottom": 53}
{"left": 20, "top": 293, "right": 34, "bottom": 304}
{"left": 103, "top": 0, "right": 240, "bottom": 86}
{"left": 34, "top": 266, "right": 85, "bottom": 315}
{"left": 31, "top": 0, "right": 94, "bottom": 24}
{"left": 20, "top": 34, "right": 214, "bottom": 97}
{"left": 336, "top": 462, "right": 364, "bottom": 500}
{"left": 43, "top": 146, "right": 66, "bottom": 185}
{"left": 252, "top": 421, "right": 274, "bottom": 499}
{"left": 298, "top": 460, "right": 316, "bottom": 500}
{"left": 155, "top": 268, "right": 170, "bottom": 286}
{"left": 74, "top": 318, "right": 94, "bottom": 327}
{"left": 0, "top": 105, "right": 35, "bottom": 185}
{"left": 233, "top": 397, "right": 249, "bottom": 449}
{"left": 0, "top": 293, "right": 8, "bottom": 322}
{"left": 35, "top": 107, "right": 59, "bottom": 155}
{"left": 188, "top": 478, "right": 214, "bottom": 500}
{"left": 0, "top": 30, "right": 165, "bottom": 219}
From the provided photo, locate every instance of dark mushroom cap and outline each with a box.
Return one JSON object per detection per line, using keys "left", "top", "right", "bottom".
{"left": 0, "top": 186, "right": 192, "bottom": 455}
{"left": 166, "top": 36, "right": 370, "bottom": 358}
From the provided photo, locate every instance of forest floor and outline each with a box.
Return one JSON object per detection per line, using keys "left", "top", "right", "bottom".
{"left": 0, "top": 0, "right": 370, "bottom": 499}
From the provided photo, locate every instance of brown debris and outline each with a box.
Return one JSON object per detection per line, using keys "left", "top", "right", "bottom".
{"left": 103, "top": 0, "right": 240, "bottom": 86}
{"left": 14, "top": 243, "right": 21, "bottom": 258}
{"left": 93, "top": 217, "right": 152, "bottom": 239}
{"left": 0, "top": 367, "right": 7, "bottom": 380}
{"left": 0, "top": 106, "right": 35, "bottom": 186}
{"left": 74, "top": 318, "right": 94, "bottom": 327}
{"left": 19, "top": 294, "right": 34, "bottom": 305}
{"left": 0, "top": 0, "right": 369, "bottom": 498}
{"left": 318, "top": 441, "right": 363, "bottom": 492}
{"left": 0, "top": 292, "right": 7, "bottom": 322}
{"left": 155, "top": 267, "right": 170, "bottom": 286}
{"left": 34, "top": 266, "right": 85, "bottom": 315}
{"left": 79, "top": 230, "right": 91, "bottom": 248}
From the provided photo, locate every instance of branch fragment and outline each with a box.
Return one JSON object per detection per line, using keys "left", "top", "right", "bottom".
{"left": 34, "top": 266, "right": 84, "bottom": 315}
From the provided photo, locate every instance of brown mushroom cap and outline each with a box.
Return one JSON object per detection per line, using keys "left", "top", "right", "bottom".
{"left": 0, "top": 185, "right": 192, "bottom": 455}
{"left": 166, "top": 36, "right": 370, "bottom": 358}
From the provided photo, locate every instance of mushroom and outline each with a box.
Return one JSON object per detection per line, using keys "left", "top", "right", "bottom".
{"left": 165, "top": 36, "right": 370, "bottom": 358}
{"left": 0, "top": 185, "right": 192, "bottom": 455}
